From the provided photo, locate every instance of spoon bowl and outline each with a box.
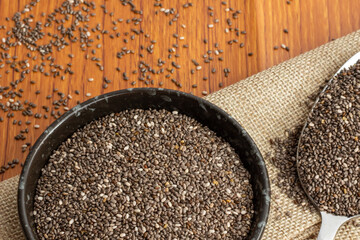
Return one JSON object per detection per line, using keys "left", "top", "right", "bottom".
{"left": 296, "top": 52, "right": 360, "bottom": 240}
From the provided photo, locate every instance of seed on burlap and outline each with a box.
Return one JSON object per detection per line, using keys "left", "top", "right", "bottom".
{"left": 34, "top": 109, "right": 254, "bottom": 239}
{"left": 268, "top": 126, "right": 313, "bottom": 210}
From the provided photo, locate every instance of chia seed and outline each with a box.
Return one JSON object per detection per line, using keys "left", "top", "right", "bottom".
{"left": 34, "top": 109, "right": 254, "bottom": 239}
{"left": 298, "top": 61, "right": 360, "bottom": 216}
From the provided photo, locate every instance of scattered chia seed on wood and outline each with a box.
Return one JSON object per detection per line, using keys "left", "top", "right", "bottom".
{"left": 0, "top": 0, "right": 262, "bottom": 173}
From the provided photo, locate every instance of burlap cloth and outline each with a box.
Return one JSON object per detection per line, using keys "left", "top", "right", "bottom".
{"left": 1, "top": 31, "right": 360, "bottom": 240}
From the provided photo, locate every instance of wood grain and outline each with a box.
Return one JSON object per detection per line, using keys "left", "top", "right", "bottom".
{"left": 0, "top": 0, "right": 360, "bottom": 181}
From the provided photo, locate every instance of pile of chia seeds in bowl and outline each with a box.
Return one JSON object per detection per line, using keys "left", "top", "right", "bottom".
{"left": 33, "top": 109, "right": 254, "bottom": 239}
{"left": 298, "top": 61, "right": 360, "bottom": 217}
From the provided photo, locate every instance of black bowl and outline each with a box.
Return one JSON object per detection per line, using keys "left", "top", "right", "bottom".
{"left": 18, "top": 88, "right": 270, "bottom": 240}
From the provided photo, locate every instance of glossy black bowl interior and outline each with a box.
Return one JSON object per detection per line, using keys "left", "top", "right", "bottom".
{"left": 18, "top": 88, "right": 270, "bottom": 240}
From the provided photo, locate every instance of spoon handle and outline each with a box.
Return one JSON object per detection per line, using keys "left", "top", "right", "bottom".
{"left": 317, "top": 212, "right": 349, "bottom": 240}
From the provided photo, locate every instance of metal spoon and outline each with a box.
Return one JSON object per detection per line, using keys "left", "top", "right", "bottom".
{"left": 296, "top": 52, "right": 360, "bottom": 240}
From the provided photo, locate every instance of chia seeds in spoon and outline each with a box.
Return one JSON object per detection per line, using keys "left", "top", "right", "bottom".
{"left": 298, "top": 61, "right": 360, "bottom": 217}
{"left": 34, "top": 109, "right": 254, "bottom": 239}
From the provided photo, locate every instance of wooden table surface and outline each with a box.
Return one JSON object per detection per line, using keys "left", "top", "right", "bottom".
{"left": 0, "top": 0, "right": 359, "bottom": 181}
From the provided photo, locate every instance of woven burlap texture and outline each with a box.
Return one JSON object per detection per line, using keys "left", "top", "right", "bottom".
{"left": 1, "top": 30, "right": 360, "bottom": 240}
